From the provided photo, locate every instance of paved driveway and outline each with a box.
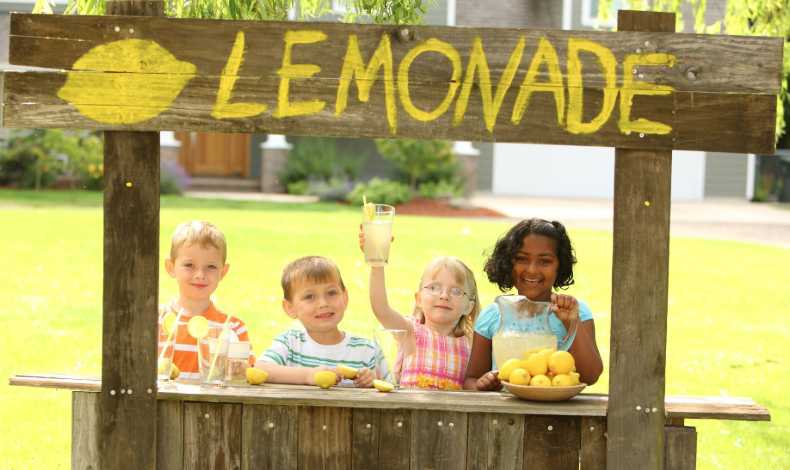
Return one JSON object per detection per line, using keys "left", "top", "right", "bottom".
{"left": 470, "top": 195, "right": 790, "bottom": 250}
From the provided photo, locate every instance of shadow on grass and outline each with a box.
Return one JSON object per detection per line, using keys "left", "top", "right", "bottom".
{"left": 0, "top": 189, "right": 355, "bottom": 214}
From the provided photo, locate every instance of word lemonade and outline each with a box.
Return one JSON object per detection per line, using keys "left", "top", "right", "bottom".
{"left": 58, "top": 28, "right": 676, "bottom": 137}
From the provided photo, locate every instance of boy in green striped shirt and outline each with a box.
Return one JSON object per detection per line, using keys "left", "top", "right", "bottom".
{"left": 253, "top": 256, "right": 375, "bottom": 387}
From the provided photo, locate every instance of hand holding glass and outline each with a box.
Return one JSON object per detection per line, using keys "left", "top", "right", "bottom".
{"left": 362, "top": 204, "right": 394, "bottom": 267}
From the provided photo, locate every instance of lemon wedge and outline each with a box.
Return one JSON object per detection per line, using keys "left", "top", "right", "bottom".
{"left": 246, "top": 367, "right": 268, "bottom": 385}
{"left": 187, "top": 316, "right": 210, "bottom": 339}
{"left": 337, "top": 365, "right": 359, "bottom": 379}
{"left": 362, "top": 203, "right": 375, "bottom": 223}
{"left": 373, "top": 380, "right": 394, "bottom": 392}
{"left": 314, "top": 371, "right": 337, "bottom": 389}
{"left": 162, "top": 312, "right": 177, "bottom": 336}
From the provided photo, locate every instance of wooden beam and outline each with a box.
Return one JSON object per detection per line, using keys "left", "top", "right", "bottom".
{"left": 607, "top": 11, "right": 675, "bottom": 470}
{"left": 100, "top": 2, "right": 161, "bottom": 469}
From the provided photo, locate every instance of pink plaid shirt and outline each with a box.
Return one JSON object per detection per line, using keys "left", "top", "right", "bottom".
{"left": 400, "top": 318, "right": 471, "bottom": 390}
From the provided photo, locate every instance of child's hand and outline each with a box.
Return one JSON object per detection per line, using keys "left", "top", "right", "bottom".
{"left": 475, "top": 370, "right": 502, "bottom": 391}
{"left": 551, "top": 293, "right": 579, "bottom": 330}
{"left": 353, "top": 367, "right": 375, "bottom": 388}
{"left": 306, "top": 366, "right": 342, "bottom": 386}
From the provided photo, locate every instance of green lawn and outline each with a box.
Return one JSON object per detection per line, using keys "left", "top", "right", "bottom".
{"left": 1, "top": 189, "right": 787, "bottom": 469}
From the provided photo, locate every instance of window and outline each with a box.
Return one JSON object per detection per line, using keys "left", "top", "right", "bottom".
{"left": 581, "top": 0, "right": 625, "bottom": 28}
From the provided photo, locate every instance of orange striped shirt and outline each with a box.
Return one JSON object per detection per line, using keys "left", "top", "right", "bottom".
{"left": 159, "top": 301, "right": 255, "bottom": 380}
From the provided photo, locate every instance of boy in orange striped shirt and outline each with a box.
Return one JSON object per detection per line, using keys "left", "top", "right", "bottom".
{"left": 159, "top": 221, "right": 255, "bottom": 380}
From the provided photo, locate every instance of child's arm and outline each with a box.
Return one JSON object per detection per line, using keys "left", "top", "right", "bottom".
{"left": 253, "top": 361, "right": 342, "bottom": 386}
{"left": 552, "top": 294, "right": 603, "bottom": 386}
{"left": 353, "top": 367, "right": 375, "bottom": 388}
{"left": 463, "top": 333, "right": 502, "bottom": 391}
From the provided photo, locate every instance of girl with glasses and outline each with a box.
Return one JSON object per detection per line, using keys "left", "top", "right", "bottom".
{"left": 360, "top": 231, "right": 480, "bottom": 390}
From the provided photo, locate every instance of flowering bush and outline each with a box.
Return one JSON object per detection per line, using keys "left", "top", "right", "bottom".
{"left": 160, "top": 160, "right": 191, "bottom": 195}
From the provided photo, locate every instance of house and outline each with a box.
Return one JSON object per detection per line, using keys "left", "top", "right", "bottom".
{"left": 0, "top": 0, "right": 762, "bottom": 200}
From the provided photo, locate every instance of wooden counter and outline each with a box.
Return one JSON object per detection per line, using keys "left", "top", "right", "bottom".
{"left": 11, "top": 373, "right": 770, "bottom": 470}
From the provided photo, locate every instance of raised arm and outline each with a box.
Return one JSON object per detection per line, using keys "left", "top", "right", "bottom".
{"left": 369, "top": 266, "right": 413, "bottom": 334}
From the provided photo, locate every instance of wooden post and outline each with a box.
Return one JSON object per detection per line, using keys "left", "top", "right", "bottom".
{"left": 608, "top": 10, "right": 675, "bottom": 470}
{"left": 100, "top": 2, "right": 162, "bottom": 468}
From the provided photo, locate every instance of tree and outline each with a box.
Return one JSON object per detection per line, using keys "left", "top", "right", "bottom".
{"left": 33, "top": 0, "right": 434, "bottom": 25}
{"left": 375, "top": 138, "right": 453, "bottom": 193}
{"left": 597, "top": 0, "right": 790, "bottom": 141}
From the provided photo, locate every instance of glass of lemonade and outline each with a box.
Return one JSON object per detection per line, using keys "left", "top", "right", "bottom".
{"left": 373, "top": 329, "right": 406, "bottom": 388}
{"left": 362, "top": 204, "right": 395, "bottom": 266}
{"left": 197, "top": 325, "right": 231, "bottom": 387}
{"left": 157, "top": 321, "right": 178, "bottom": 381}
{"left": 225, "top": 341, "right": 251, "bottom": 384}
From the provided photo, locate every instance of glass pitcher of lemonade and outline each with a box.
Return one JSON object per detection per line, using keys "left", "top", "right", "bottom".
{"left": 492, "top": 295, "right": 578, "bottom": 367}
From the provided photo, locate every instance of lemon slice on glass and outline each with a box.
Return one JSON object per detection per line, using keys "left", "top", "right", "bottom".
{"left": 187, "top": 316, "right": 210, "bottom": 339}
{"left": 362, "top": 203, "right": 375, "bottom": 223}
{"left": 162, "top": 312, "right": 177, "bottom": 335}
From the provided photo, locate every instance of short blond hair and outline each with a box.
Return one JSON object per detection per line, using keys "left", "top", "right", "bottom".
{"left": 411, "top": 257, "right": 480, "bottom": 339}
{"left": 281, "top": 256, "right": 346, "bottom": 301}
{"left": 170, "top": 221, "right": 228, "bottom": 264}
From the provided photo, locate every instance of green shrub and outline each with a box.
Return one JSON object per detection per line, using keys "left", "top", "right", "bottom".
{"left": 287, "top": 180, "right": 309, "bottom": 195}
{"left": 346, "top": 178, "right": 412, "bottom": 206}
{"left": 160, "top": 160, "right": 191, "bottom": 195}
{"left": 418, "top": 179, "right": 463, "bottom": 199}
{"left": 375, "top": 139, "right": 454, "bottom": 193}
{"left": 279, "top": 137, "right": 366, "bottom": 188}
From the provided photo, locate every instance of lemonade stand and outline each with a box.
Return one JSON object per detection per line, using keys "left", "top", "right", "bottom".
{"left": 6, "top": 5, "right": 776, "bottom": 469}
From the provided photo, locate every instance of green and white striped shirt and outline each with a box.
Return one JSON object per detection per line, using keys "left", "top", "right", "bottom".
{"left": 259, "top": 329, "right": 376, "bottom": 380}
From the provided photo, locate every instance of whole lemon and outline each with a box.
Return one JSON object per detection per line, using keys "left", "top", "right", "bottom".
{"left": 537, "top": 348, "right": 556, "bottom": 363}
{"left": 170, "top": 363, "right": 180, "bottom": 380}
{"left": 569, "top": 372, "right": 581, "bottom": 385}
{"left": 373, "top": 380, "right": 394, "bottom": 392}
{"left": 548, "top": 351, "right": 575, "bottom": 375}
{"left": 314, "top": 371, "right": 338, "bottom": 389}
{"left": 509, "top": 368, "right": 531, "bottom": 386}
{"left": 529, "top": 374, "right": 551, "bottom": 387}
{"left": 498, "top": 358, "right": 522, "bottom": 381}
{"left": 522, "top": 354, "right": 548, "bottom": 377}
{"left": 246, "top": 367, "right": 268, "bottom": 385}
{"left": 551, "top": 374, "right": 573, "bottom": 387}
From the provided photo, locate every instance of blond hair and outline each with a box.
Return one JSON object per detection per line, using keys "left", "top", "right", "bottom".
{"left": 281, "top": 256, "right": 346, "bottom": 301}
{"left": 411, "top": 257, "right": 480, "bottom": 339}
{"left": 169, "top": 221, "right": 228, "bottom": 264}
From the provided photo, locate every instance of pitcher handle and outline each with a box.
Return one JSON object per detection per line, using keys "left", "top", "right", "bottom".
{"left": 561, "top": 315, "right": 578, "bottom": 345}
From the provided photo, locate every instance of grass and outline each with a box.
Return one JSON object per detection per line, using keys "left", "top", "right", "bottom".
{"left": 1, "top": 189, "right": 788, "bottom": 469}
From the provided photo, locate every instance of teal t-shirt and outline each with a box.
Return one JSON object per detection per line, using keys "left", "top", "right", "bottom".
{"left": 474, "top": 298, "right": 594, "bottom": 371}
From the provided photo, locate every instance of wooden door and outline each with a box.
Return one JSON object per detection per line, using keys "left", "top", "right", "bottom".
{"left": 176, "top": 132, "right": 250, "bottom": 177}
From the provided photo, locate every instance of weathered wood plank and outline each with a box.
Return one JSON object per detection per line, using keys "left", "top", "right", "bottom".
{"left": 8, "top": 374, "right": 773, "bottom": 421}
{"left": 352, "top": 408, "right": 380, "bottom": 470}
{"left": 607, "top": 11, "right": 675, "bottom": 470}
{"left": 580, "top": 416, "right": 606, "bottom": 470}
{"left": 664, "top": 426, "right": 697, "bottom": 470}
{"left": 241, "top": 404, "right": 297, "bottom": 470}
{"left": 156, "top": 400, "right": 183, "bottom": 470}
{"left": 100, "top": 128, "right": 160, "bottom": 469}
{"left": 376, "top": 409, "right": 411, "bottom": 470}
{"left": 410, "top": 410, "right": 468, "bottom": 470}
{"left": 467, "top": 413, "right": 524, "bottom": 470}
{"left": 523, "top": 415, "right": 581, "bottom": 470}
{"left": 2, "top": 71, "right": 776, "bottom": 154}
{"left": 298, "top": 406, "right": 353, "bottom": 470}
{"left": 183, "top": 402, "right": 243, "bottom": 470}
{"left": 8, "top": 13, "right": 782, "bottom": 94}
{"left": 72, "top": 392, "right": 101, "bottom": 470}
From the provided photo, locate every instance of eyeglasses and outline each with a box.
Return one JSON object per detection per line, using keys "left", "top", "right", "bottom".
{"left": 423, "top": 285, "right": 473, "bottom": 300}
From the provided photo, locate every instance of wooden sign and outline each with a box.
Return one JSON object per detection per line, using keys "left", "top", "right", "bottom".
{"left": 3, "top": 13, "right": 783, "bottom": 153}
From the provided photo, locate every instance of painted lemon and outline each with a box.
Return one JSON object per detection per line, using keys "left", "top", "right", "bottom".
{"left": 170, "top": 363, "right": 180, "bottom": 380}
{"left": 314, "top": 371, "right": 337, "bottom": 389}
{"left": 337, "top": 365, "right": 359, "bottom": 379}
{"left": 162, "top": 312, "right": 177, "bottom": 335}
{"left": 373, "top": 380, "right": 394, "bottom": 392}
{"left": 57, "top": 39, "right": 197, "bottom": 125}
{"left": 509, "top": 368, "right": 531, "bottom": 386}
{"left": 187, "top": 316, "right": 210, "bottom": 339}
{"left": 552, "top": 374, "right": 572, "bottom": 387}
{"left": 529, "top": 374, "right": 551, "bottom": 387}
{"left": 246, "top": 367, "right": 269, "bottom": 385}
{"left": 497, "top": 358, "right": 522, "bottom": 381}
{"left": 548, "top": 351, "right": 575, "bottom": 375}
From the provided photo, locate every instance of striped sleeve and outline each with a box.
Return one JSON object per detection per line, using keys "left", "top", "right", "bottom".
{"left": 259, "top": 331, "right": 292, "bottom": 366}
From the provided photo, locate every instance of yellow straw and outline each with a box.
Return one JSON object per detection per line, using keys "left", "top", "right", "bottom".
{"left": 363, "top": 195, "right": 367, "bottom": 206}
{"left": 207, "top": 313, "right": 232, "bottom": 381}
{"left": 159, "top": 308, "right": 184, "bottom": 361}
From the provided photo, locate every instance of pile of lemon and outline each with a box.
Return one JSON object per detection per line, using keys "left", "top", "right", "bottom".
{"left": 499, "top": 349, "right": 580, "bottom": 387}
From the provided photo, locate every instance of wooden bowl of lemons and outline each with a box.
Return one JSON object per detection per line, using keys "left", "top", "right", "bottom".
{"left": 501, "top": 381, "right": 587, "bottom": 402}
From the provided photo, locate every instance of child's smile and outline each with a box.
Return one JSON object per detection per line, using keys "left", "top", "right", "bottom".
{"left": 284, "top": 280, "right": 348, "bottom": 341}
{"left": 511, "top": 234, "right": 559, "bottom": 302}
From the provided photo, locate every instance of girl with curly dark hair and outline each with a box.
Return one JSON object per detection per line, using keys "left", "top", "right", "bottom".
{"left": 463, "top": 218, "right": 603, "bottom": 390}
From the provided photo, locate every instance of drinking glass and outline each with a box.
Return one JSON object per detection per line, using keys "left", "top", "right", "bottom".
{"left": 157, "top": 321, "right": 178, "bottom": 381}
{"left": 362, "top": 204, "right": 395, "bottom": 266}
{"left": 373, "top": 329, "right": 407, "bottom": 388}
{"left": 197, "top": 325, "right": 231, "bottom": 387}
{"left": 225, "top": 341, "right": 251, "bottom": 384}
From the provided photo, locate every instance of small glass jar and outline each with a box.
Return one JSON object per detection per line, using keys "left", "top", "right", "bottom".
{"left": 225, "top": 341, "right": 251, "bottom": 384}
